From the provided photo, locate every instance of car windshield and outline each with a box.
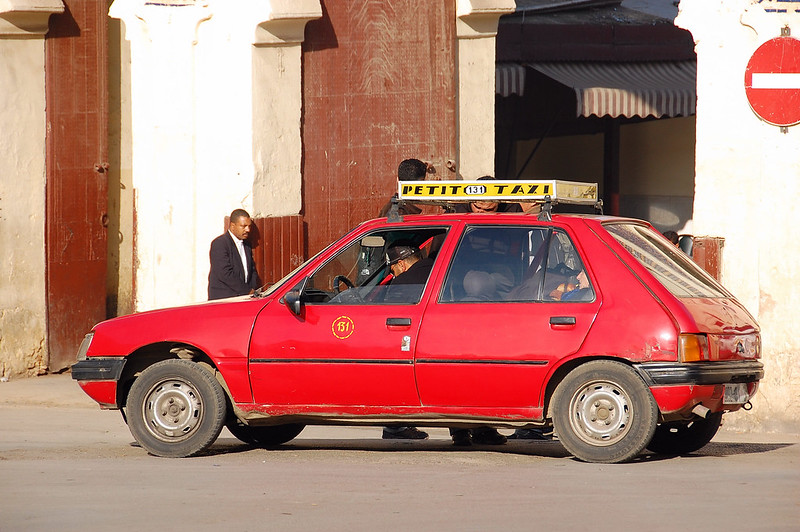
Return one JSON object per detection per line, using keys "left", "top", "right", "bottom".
{"left": 605, "top": 222, "right": 727, "bottom": 298}
{"left": 254, "top": 256, "right": 316, "bottom": 298}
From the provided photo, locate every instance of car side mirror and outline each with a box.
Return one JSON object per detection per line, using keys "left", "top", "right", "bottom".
{"left": 283, "top": 277, "right": 308, "bottom": 316}
{"left": 284, "top": 291, "right": 302, "bottom": 315}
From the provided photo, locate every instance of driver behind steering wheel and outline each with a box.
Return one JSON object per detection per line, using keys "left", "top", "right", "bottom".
{"left": 383, "top": 243, "right": 434, "bottom": 303}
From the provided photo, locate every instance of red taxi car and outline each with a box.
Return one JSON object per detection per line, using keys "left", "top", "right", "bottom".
{"left": 72, "top": 181, "right": 763, "bottom": 463}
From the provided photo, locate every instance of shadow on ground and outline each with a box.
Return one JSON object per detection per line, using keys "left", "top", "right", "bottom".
{"left": 199, "top": 436, "right": 796, "bottom": 462}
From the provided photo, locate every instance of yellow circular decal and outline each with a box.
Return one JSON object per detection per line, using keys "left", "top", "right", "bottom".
{"left": 332, "top": 316, "right": 355, "bottom": 340}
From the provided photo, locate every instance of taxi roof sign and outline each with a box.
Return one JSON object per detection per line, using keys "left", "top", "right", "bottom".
{"left": 398, "top": 179, "right": 598, "bottom": 205}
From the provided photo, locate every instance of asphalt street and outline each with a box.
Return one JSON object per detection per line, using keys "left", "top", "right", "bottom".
{"left": 1, "top": 374, "right": 799, "bottom": 532}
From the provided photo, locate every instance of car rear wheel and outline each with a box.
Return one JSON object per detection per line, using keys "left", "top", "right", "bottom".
{"left": 226, "top": 418, "right": 305, "bottom": 446}
{"left": 552, "top": 360, "right": 658, "bottom": 464}
{"left": 646, "top": 412, "right": 723, "bottom": 455}
{"left": 127, "top": 359, "right": 226, "bottom": 458}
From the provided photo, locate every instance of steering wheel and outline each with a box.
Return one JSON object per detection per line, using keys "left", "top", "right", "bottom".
{"left": 332, "top": 275, "right": 355, "bottom": 294}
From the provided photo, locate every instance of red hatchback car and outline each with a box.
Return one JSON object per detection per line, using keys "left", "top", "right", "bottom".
{"left": 72, "top": 185, "right": 763, "bottom": 463}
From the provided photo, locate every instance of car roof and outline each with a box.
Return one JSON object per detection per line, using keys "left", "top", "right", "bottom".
{"left": 370, "top": 212, "right": 648, "bottom": 227}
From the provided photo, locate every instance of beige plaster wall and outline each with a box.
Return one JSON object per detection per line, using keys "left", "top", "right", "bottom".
{"left": 109, "top": 0, "right": 319, "bottom": 310}
{"left": 0, "top": 26, "right": 52, "bottom": 378}
{"left": 620, "top": 117, "right": 696, "bottom": 197}
{"left": 107, "top": 16, "right": 134, "bottom": 317}
{"left": 676, "top": 0, "right": 800, "bottom": 432}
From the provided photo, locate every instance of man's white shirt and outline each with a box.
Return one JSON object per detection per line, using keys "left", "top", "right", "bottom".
{"left": 228, "top": 231, "right": 249, "bottom": 282}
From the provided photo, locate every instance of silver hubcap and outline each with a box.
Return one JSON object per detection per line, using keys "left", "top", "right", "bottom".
{"left": 142, "top": 379, "right": 202, "bottom": 442}
{"left": 568, "top": 380, "right": 631, "bottom": 446}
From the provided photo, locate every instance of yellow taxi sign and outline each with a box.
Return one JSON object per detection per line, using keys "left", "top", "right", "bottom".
{"left": 398, "top": 179, "right": 598, "bottom": 205}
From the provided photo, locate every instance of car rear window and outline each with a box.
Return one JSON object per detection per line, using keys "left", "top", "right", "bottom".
{"left": 605, "top": 222, "right": 727, "bottom": 298}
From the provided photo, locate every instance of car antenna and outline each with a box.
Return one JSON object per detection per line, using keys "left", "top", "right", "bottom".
{"left": 538, "top": 195, "right": 553, "bottom": 221}
{"left": 594, "top": 199, "right": 604, "bottom": 215}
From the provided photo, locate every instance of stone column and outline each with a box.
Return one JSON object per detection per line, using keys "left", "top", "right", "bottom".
{"left": 0, "top": 0, "right": 64, "bottom": 378}
{"left": 676, "top": 0, "right": 800, "bottom": 432}
{"left": 455, "top": 0, "right": 516, "bottom": 179}
{"left": 109, "top": 0, "right": 320, "bottom": 310}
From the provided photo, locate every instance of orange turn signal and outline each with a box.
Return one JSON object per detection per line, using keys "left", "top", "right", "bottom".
{"left": 679, "top": 334, "right": 709, "bottom": 362}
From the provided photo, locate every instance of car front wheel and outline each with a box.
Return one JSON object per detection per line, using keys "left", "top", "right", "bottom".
{"left": 646, "top": 412, "right": 723, "bottom": 455}
{"left": 127, "top": 359, "right": 227, "bottom": 458}
{"left": 552, "top": 360, "right": 658, "bottom": 464}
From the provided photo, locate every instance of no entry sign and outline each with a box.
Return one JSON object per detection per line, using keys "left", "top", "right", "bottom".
{"left": 744, "top": 36, "right": 800, "bottom": 127}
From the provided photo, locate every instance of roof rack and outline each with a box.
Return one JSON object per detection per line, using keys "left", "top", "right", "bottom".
{"left": 388, "top": 180, "right": 601, "bottom": 222}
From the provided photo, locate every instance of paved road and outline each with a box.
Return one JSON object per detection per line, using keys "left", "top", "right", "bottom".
{"left": 1, "top": 375, "right": 799, "bottom": 532}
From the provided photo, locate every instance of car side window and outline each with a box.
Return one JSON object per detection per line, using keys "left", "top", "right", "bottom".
{"left": 439, "top": 226, "right": 594, "bottom": 303}
{"left": 303, "top": 227, "right": 448, "bottom": 305}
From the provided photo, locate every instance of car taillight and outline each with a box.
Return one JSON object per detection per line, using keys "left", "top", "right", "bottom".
{"left": 679, "top": 334, "right": 709, "bottom": 362}
{"left": 76, "top": 332, "right": 94, "bottom": 361}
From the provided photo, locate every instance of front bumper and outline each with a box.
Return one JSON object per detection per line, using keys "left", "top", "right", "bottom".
{"left": 633, "top": 360, "right": 764, "bottom": 386}
{"left": 71, "top": 358, "right": 126, "bottom": 382}
{"left": 72, "top": 358, "right": 127, "bottom": 408}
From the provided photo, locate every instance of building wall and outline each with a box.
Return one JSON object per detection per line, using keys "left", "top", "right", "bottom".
{"left": 107, "top": 16, "right": 134, "bottom": 318}
{"left": 457, "top": 0, "right": 517, "bottom": 178}
{"left": 0, "top": 4, "right": 62, "bottom": 378}
{"left": 676, "top": 0, "right": 800, "bottom": 432}
{"left": 109, "top": 0, "right": 320, "bottom": 310}
{"left": 511, "top": 132, "right": 604, "bottom": 183}
{"left": 619, "top": 117, "right": 696, "bottom": 233}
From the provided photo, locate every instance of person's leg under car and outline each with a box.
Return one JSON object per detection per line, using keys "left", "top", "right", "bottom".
{"left": 449, "top": 427, "right": 507, "bottom": 446}
{"left": 382, "top": 426, "right": 428, "bottom": 439}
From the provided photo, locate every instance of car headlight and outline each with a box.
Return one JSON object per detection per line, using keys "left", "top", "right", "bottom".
{"left": 76, "top": 332, "right": 94, "bottom": 361}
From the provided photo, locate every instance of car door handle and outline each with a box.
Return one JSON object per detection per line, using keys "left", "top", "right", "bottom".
{"left": 550, "top": 316, "right": 576, "bottom": 326}
{"left": 386, "top": 318, "right": 412, "bottom": 327}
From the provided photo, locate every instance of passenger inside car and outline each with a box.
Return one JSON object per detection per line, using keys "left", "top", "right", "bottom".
{"left": 461, "top": 270, "right": 498, "bottom": 301}
{"left": 560, "top": 269, "right": 594, "bottom": 302}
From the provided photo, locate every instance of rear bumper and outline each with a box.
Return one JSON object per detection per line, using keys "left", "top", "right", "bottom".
{"left": 634, "top": 360, "right": 763, "bottom": 417}
{"left": 633, "top": 360, "right": 764, "bottom": 386}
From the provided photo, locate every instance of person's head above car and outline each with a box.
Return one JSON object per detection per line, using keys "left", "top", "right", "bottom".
{"left": 470, "top": 176, "right": 500, "bottom": 213}
{"left": 397, "top": 158, "right": 428, "bottom": 181}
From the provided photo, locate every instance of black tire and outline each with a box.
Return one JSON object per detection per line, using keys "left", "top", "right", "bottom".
{"left": 646, "top": 412, "right": 723, "bottom": 455}
{"left": 226, "top": 418, "right": 305, "bottom": 446}
{"left": 127, "top": 359, "right": 227, "bottom": 458}
{"left": 551, "top": 360, "right": 658, "bottom": 464}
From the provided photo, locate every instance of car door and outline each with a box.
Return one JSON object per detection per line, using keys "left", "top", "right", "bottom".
{"left": 248, "top": 226, "right": 449, "bottom": 408}
{"left": 414, "top": 224, "right": 601, "bottom": 409}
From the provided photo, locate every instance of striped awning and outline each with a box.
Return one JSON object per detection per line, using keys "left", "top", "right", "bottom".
{"left": 527, "top": 61, "right": 697, "bottom": 118}
{"left": 496, "top": 63, "right": 526, "bottom": 97}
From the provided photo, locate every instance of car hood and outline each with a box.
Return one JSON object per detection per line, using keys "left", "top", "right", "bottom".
{"left": 88, "top": 296, "right": 269, "bottom": 358}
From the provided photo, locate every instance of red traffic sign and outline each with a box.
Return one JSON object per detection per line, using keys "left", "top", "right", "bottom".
{"left": 744, "top": 36, "right": 800, "bottom": 127}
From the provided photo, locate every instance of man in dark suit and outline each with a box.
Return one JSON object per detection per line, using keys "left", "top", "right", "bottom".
{"left": 208, "top": 209, "right": 262, "bottom": 300}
